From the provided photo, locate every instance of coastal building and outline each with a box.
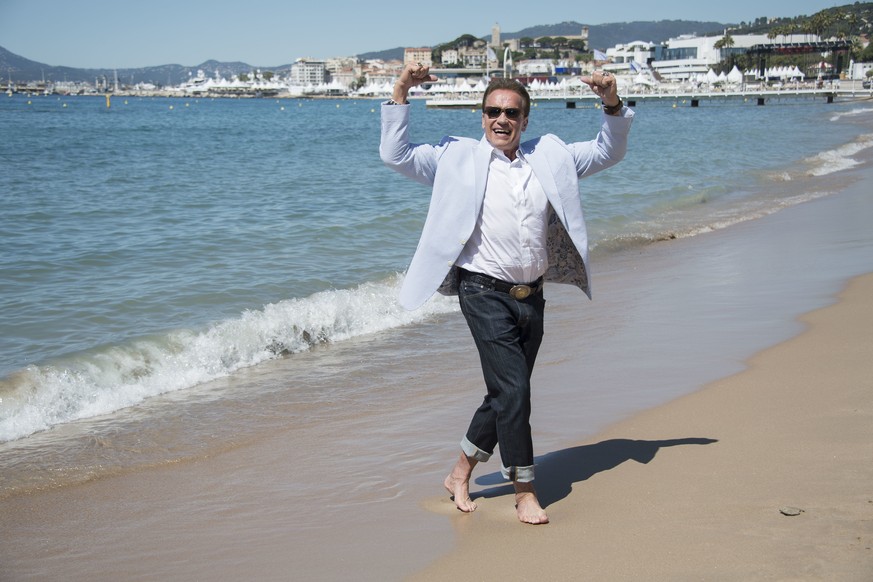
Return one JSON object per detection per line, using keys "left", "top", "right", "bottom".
{"left": 325, "top": 57, "right": 361, "bottom": 88}
{"left": 515, "top": 58, "right": 583, "bottom": 78}
{"left": 290, "top": 59, "right": 328, "bottom": 85}
{"left": 404, "top": 47, "right": 433, "bottom": 67}
{"left": 848, "top": 60, "right": 873, "bottom": 81}
{"left": 604, "top": 41, "right": 657, "bottom": 75}
{"left": 517, "top": 59, "right": 555, "bottom": 76}
{"left": 517, "top": 26, "right": 589, "bottom": 52}
{"left": 649, "top": 33, "right": 823, "bottom": 80}
{"left": 361, "top": 59, "right": 403, "bottom": 87}
{"left": 490, "top": 22, "right": 519, "bottom": 53}
{"left": 440, "top": 49, "right": 460, "bottom": 66}
{"left": 462, "top": 42, "right": 491, "bottom": 68}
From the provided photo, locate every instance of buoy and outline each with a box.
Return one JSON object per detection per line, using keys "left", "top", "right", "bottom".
{"left": 280, "top": 106, "right": 285, "bottom": 111}
{"left": 105, "top": 94, "right": 111, "bottom": 108}
{"left": 169, "top": 105, "right": 174, "bottom": 110}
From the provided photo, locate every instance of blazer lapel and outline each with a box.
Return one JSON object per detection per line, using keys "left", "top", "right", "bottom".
{"left": 473, "top": 138, "right": 493, "bottom": 207}
{"left": 522, "top": 139, "right": 563, "bottom": 213}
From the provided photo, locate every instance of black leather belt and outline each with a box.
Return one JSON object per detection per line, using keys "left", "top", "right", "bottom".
{"left": 459, "top": 269, "right": 543, "bottom": 300}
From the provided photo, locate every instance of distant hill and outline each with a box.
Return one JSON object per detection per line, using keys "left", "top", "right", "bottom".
{"left": 0, "top": 46, "right": 294, "bottom": 87}
{"left": 502, "top": 20, "right": 727, "bottom": 49}
{"left": 358, "top": 47, "right": 405, "bottom": 61}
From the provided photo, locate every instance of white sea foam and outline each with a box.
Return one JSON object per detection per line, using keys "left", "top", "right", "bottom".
{"left": 829, "top": 106, "right": 873, "bottom": 122}
{"left": 0, "top": 276, "right": 459, "bottom": 443}
{"left": 805, "top": 133, "right": 873, "bottom": 176}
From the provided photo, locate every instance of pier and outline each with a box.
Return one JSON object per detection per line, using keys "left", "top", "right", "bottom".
{"left": 425, "top": 87, "right": 873, "bottom": 109}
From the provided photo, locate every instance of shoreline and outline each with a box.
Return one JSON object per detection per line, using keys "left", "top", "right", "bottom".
{"left": 411, "top": 271, "right": 873, "bottom": 581}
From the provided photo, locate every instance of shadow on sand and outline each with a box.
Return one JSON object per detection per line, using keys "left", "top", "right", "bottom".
{"left": 471, "top": 437, "right": 718, "bottom": 508}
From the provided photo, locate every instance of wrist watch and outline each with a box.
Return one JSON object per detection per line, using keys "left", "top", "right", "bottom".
{"left": 602, "top": 99, "right": 623, "bottom": 115}
{"left": 386, "top": 99, "right": 408, "bottom": 105}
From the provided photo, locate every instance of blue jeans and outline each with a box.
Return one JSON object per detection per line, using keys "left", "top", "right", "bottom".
{"left": 458, "top": 274, "right": 545, "bottom": 483}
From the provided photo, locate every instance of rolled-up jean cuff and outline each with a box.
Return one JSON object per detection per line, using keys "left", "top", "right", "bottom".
{"left": 502, "top": 464, "right": 535, "bottom": 483}
{"left": 461, "top": 436, "right": 492, "bottom": 463}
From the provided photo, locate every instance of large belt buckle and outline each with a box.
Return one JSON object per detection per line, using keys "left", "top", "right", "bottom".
{"left": 509, "top": 284, "right": 532, "bottom": 300}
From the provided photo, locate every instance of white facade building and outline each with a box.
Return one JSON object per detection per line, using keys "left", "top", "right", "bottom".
{"left": 651, "top": 33, "right": 822, "bottom": 80}
{"left": 849, "top": 61, "right": 873, "bottom": 80}
{"left": 516, "top": 59, "right": 555, "bottom": 76}
{"left": 440, "top": 49, "right": 459, "bottom": 66}
{"left": 290, "top": 59, "right": 328, "bottom": 85}
{"left": 604, "top": 41, "right": 657, "bottom": 74}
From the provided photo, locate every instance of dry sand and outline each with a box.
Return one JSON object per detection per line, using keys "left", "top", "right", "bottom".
{"left": 411, "top": 273, "right": 873, "bottom": 581}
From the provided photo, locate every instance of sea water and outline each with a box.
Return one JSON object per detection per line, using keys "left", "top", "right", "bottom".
{"left": 1, "top": 92, "right": 872, "bottom": 495}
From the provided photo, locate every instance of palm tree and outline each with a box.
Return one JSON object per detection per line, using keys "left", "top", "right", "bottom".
{"left": 714, "top": 33, "right": 736, "bottom": 71}
{"left": 713, "top": 32, "right": 735, "bottom": 50}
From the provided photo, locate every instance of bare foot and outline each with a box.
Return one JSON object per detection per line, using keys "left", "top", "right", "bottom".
{"left": 514, "top": 481, "right": 549, "bottom": 524}
{"left": 444, "top": 452, "right": 478, "bottom": 513}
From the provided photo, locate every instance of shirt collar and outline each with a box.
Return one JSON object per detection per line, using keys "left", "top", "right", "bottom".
{"left": 481, "top": 135, "right": 526, "bottom": 163}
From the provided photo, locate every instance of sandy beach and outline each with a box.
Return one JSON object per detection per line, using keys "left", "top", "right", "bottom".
{"left": 2, "top": 131, "right": 873, "bottom": 580}
{"left": 412, "top": 271, "right": 873, "bottom": 581}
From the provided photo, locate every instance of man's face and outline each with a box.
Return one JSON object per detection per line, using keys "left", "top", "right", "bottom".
{"left": 481, "top": 89, "right": 528, "bottom": 156}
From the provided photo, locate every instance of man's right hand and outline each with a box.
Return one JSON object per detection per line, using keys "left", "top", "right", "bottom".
{"left": 393, "top": 63, "right": 438, "bottom": 104}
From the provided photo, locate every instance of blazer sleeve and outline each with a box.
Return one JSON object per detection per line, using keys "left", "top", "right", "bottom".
{"left": 379, "top": 103, "right": 441, "bottom": 186}
{"left": 571, "top": 107, "right": 635, "bottom": 177}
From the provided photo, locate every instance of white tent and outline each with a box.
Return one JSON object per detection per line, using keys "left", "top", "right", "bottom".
{"left": 705, "top": 69, "right": 720, "bottom": 84}
{"left": 726, "top": 66, "right": 744, "bottom": 84}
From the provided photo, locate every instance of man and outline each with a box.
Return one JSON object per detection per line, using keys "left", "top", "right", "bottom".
{"left": 380, "top": 64, "right": 633, "bottom": 524}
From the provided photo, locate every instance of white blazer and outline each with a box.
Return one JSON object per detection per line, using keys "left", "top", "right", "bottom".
{"left": 380, "top": 103, "right": 634, "bottom": 310}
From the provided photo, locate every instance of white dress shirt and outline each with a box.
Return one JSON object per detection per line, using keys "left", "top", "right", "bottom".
{"left": 456, "top": 145, "right": 550, "bottom": 284}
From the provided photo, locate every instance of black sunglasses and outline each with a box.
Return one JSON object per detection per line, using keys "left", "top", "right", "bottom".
{"left": 483, "top": 106, "right": 522, "bottom": 120}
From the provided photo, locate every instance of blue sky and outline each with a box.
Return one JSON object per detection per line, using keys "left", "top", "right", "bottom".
{"left": 0, "top": 0, "right": 849, "bottom": 69}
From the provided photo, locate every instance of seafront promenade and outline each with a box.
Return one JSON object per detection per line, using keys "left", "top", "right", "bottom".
{"left": 424, "top": 85, "right": 873, "bottom": 108}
